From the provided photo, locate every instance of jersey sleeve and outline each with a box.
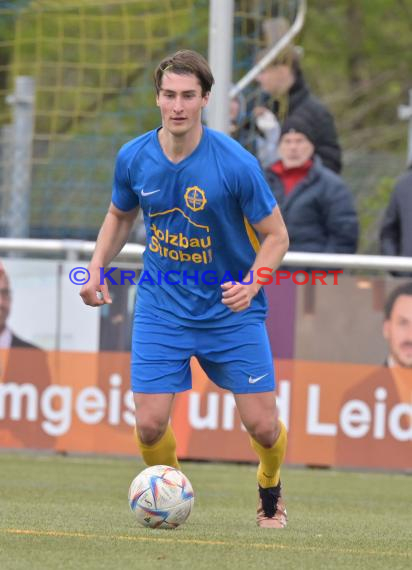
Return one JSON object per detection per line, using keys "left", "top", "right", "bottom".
{"left": 235, "top": 156, "right": 277, "bottom": 224}
{"left": 111, "top": 146, "right": 140, "bottom": 211}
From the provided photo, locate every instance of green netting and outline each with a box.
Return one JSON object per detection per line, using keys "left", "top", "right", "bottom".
{"left": 0, "top": 0, "right": 306, "bottom": 239}
{"left": 0, "top": 0, "right": 307, "bottom": 239}
{"left": 0, "top": 0, "right": 209, "bottom": 238}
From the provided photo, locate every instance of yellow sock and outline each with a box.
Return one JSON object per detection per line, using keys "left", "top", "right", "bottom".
{"left": 250, "top": 421, "right": 287, "bottom": 488}
{"left": 134, "top": 424, "right": 180, "bottom": 470}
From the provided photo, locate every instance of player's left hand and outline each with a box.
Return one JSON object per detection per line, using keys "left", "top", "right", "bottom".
{"left": 221, "top": 281, "right": 258, "bottom": 312}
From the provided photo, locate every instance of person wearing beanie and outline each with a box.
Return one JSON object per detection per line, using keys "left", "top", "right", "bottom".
{"left": 254, "top": 48, "right": 342, "bottom": 173}
{"left": 265, "top": 118, "right": 358, "bottom": 254}
{"left": 280, "top": 115, "right": 317, "bottom": 146}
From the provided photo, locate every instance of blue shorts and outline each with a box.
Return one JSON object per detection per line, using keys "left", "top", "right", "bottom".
{"left": 130, "top": 313, "right": 275, "bottom": 394}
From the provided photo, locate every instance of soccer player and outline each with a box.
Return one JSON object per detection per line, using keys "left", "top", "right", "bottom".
{"left": 80, "top": 50, "right": 290, "bottom": 528}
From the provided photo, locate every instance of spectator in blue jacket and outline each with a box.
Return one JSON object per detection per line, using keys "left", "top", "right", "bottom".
{"left": 265, "top": 116, "right": 358, "bottom": 254}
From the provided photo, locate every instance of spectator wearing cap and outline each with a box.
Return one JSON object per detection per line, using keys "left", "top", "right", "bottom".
{"left": 253, "top": 47, "right": 342, "bottom": 173}
{"left": 265, "top": 116, "right": 358, "bottom": 254}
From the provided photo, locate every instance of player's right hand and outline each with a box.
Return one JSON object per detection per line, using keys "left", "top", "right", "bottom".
{"left": 80, "top": 267, "right": 112, "bottom": 307}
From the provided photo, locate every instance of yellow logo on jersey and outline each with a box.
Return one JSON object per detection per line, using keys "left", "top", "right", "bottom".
{"left": 184, "top": 186, "right": 207, "bottom": 212}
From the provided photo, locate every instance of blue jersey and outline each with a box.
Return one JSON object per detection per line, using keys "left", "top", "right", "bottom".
{"left": 112, "top": 126, "right": 277, "bottom": 327}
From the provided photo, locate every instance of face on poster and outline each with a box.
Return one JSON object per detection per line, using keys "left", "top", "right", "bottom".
{"left": 266, "top": 274, "right": 412, "bottom": 365}
{"left": 1, "top": 258, "right": 58, "bottom": 350}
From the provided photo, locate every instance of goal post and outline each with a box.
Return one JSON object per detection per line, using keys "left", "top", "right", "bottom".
{"left": 207, "top": 0, "right": 234, "bottom": 134}
{"left": 207, "top": 0, "right": 307, "bottom": 132}
{"left": 230, "top": 0, "right": 307, "bottom": 99}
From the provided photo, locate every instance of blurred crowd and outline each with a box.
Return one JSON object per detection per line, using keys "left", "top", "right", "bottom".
{"left": 229, "top": 42, "right": 410, "bottom": 260}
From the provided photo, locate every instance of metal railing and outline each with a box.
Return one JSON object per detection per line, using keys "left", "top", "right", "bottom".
{"left": 1, "top": 238, "right": 412, "bottom": 272}
{"left": 230, "top": 0, "right": 307, "bottom": 99}
{"left": 0, "top": 238, "right": 144, "bottom": 262}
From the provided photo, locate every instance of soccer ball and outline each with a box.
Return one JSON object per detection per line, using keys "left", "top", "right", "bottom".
{"left": 128, "top": 465, "right": 194, "bottom": 529}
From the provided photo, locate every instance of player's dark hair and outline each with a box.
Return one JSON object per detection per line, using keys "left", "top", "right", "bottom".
{"left": 154, "top": 50, "right": 215, "bottom": 97}
{"left": 384, "top": 282, "right": 412, "bottom": 319}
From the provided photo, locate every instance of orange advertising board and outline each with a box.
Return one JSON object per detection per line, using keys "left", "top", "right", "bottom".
{"left": 1, "top": 349, "right": 410, "bottom": 470}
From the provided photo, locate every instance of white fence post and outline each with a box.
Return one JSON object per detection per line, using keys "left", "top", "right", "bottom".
{"left": 207, "top": 0, "right": 234, "bottom": 133}
{"left": 398, "top": 88, "right": 412, "bottom": 167}
{"left": 5, "top": 76, "right": 36, "bottom": 238}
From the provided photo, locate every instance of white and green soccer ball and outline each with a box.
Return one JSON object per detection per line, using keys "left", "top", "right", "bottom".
{"left": 128, "top": 465, "right": 194, "bottom": 529}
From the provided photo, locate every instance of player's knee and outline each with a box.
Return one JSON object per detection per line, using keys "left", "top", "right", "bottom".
{"left": 135, "top": 418, "right": 167, "bottom": 445}
{"left": 249, "top": 418, "right": 278, "bottom": 447}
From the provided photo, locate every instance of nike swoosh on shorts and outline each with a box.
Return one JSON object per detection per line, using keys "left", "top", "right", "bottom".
{"left": 248, "top": 373, "right": 269, "bottom": 384}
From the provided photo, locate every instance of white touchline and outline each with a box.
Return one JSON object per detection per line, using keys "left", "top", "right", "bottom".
{"left": 141, "top": 189, "right": 161, "bottom": 196}
{"left": 248, "top": 373, "right": 269, "bottom": 384}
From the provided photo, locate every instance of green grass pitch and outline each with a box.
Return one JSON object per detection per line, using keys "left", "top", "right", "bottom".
{"left": 0, "top": 453, "right": 410, "bottom": 570}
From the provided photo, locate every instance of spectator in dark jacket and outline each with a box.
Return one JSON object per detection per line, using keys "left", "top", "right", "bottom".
{"left": 265, "top": 116, "right": 358, "bottom": 254}
{"left": 253, "top": 47, "right": 342, "bottom": 173}
{"left": 379, "top": 167, "right": 412, "bottom": 258}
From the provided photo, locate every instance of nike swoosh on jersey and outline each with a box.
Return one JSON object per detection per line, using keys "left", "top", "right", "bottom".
{"left": 248, "top": 373, "right": 269, "bottom": 384}
{"left": 141, "top": 189, "right": 161, "bottom": 196}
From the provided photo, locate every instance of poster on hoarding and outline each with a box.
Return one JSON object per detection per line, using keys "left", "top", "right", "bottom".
{"left": 0, "top": 260, "right": 411, "bottom": 470}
